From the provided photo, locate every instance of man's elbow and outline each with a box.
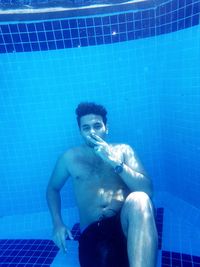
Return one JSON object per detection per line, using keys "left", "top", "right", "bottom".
{"left": 145, "top": 182, "right": 154, "bottom": 199}
{"left": 46, "top": 185, "right": 52, "bottom": 202}
{"left": 137, "top": 178, "right": 153, "bottom": 199}
{"left": 131, "top": 185, "right": 153, "bottom": 199}
{"left": 46, "top": 184, "right": 58, "bottom": 200}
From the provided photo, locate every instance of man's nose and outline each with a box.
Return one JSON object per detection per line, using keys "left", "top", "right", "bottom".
{"left": 90, "top": 128, "right": 95, "bottom": 134}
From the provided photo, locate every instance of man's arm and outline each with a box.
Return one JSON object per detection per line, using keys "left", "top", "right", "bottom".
{"left": 87, "top": 134, "right": 153, "bottom": 198}
{"left": 46, "top": 152, "right": 73, "bottom": 252}
{"left": 99, "top": 143, "right": 153, "bottom": 197}
{"left": 117, "top": 144, "right": 153, "bottom": 197}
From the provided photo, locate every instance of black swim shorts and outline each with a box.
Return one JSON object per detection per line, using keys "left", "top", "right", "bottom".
{"left": 78, "top": 214, "right": 129, "bottom": 267}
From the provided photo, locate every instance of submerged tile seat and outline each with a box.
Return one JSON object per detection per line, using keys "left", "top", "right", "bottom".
{"left": 1, "top": 208, "right": 200, "bottom": 267}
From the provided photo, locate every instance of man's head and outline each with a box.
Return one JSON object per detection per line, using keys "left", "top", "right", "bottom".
{"left": 75, "top": 102, "right": 108, "bottom": 147}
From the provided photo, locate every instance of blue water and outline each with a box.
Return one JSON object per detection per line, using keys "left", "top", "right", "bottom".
{"left": 0, "top": 1, "right": 200, "bottom": 266}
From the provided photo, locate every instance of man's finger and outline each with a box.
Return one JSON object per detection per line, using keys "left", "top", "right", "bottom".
{"left": 60, "top": 234, "right": 67, "bottom": 253}
{"left": 67, "top": 229, "right": 74, "bottom": 240}
{"left": 94, "top": 146, "right": 103, "bottom": 153}
{"left": 90, "top": 133, "right": 103, "bottom": 141}
{"left": 91, "top": 134, "right": 107, "bottom": 144}
{"left": 87, "top": 135, "right": 101, "bottom": 145}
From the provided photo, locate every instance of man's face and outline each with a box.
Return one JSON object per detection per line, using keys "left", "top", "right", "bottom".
{"left": 79, "top": 114, "right": 108, "bottom": 147}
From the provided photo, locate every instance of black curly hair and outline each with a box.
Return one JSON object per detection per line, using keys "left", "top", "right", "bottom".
{"left": 75, "top": 102, "right": 107, "bottom": 128}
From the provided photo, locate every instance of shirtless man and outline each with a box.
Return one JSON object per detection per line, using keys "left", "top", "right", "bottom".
{"left": 46, "top": 102, "right": 158, "bottom": 267}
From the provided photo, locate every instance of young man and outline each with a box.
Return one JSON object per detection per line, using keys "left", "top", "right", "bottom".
{"left": 46, "top": 102, "right": 158, "bottom": 267}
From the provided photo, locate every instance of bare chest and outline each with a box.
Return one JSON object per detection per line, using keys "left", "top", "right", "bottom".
{"left": 70, "top": 155, "right": 117, "bottom": 184}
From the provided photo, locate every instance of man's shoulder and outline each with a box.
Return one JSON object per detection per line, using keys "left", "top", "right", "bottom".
{"left": 62, "top": 146, "right": 83, "bottom": 159}
{"left": 111, "top": 143, "right": 133, "bottom": 151}
{"left": 111, "top": 143, "right": 135, "bottom": 157}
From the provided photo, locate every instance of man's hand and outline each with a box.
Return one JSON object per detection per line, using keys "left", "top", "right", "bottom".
{"left": 87, "top": 134, "right": 121, "bottom": 165}
{"left": 52, "top": 223, "right": 73, "bottom": 253}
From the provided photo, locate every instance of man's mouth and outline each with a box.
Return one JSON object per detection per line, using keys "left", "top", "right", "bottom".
{"left": 85, "top": 136, "right": 95, "bottom": 147}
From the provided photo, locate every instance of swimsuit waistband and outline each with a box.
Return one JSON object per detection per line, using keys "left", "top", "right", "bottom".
{"left": 80, "top": 214, "right": 118, "bottom": 233}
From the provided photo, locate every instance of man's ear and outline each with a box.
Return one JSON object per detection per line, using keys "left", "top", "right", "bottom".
{"left": 106, "top": 125, "right": 109, "bottom": 134}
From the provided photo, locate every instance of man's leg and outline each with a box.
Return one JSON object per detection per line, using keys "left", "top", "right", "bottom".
{"left": 120, "top": 192, "right": 158, "bottom": 267}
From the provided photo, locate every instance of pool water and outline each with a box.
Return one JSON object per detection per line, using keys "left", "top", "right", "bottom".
{"left": 0, "top": 0, "right": 200, "bottom": 266}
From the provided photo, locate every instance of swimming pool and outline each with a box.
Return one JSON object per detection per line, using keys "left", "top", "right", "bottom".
{"left": 0, "top": 0, "right": 200, "bottom": 266}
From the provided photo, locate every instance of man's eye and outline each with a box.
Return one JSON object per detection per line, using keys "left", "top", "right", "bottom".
{"left": 94, "top": 125, "right": 102, "bottom": 129}
{"left": 83, "top": 127, "right": 90, "bottom": 131}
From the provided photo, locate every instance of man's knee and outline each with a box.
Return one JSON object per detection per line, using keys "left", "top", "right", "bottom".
{"left": 124, "top": 191, "right": 153, "bottom": 212}
{"left": 121, "top": 192, "right": 154, "bottom": 233}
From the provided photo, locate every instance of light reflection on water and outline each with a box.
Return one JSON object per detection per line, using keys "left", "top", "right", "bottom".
{"left": 0, "top": 0, "right": 147, "bottom": 10}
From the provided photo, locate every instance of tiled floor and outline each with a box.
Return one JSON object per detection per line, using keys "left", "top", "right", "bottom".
{"left": 0, "top": 239, "right": 58, "bottom": 267}
{"left": 1, "top": 207, "right": 200, "bottom": 267}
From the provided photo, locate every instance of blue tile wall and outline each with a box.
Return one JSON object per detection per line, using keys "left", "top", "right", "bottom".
{"left": 155, "top": 208, "right": 164, "bottom": 250}
{"left": 161, "top": 251, "right": 200, "bottom": 267}
{"left": 0, "top": 0, "right": 199, "bottom": 53}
